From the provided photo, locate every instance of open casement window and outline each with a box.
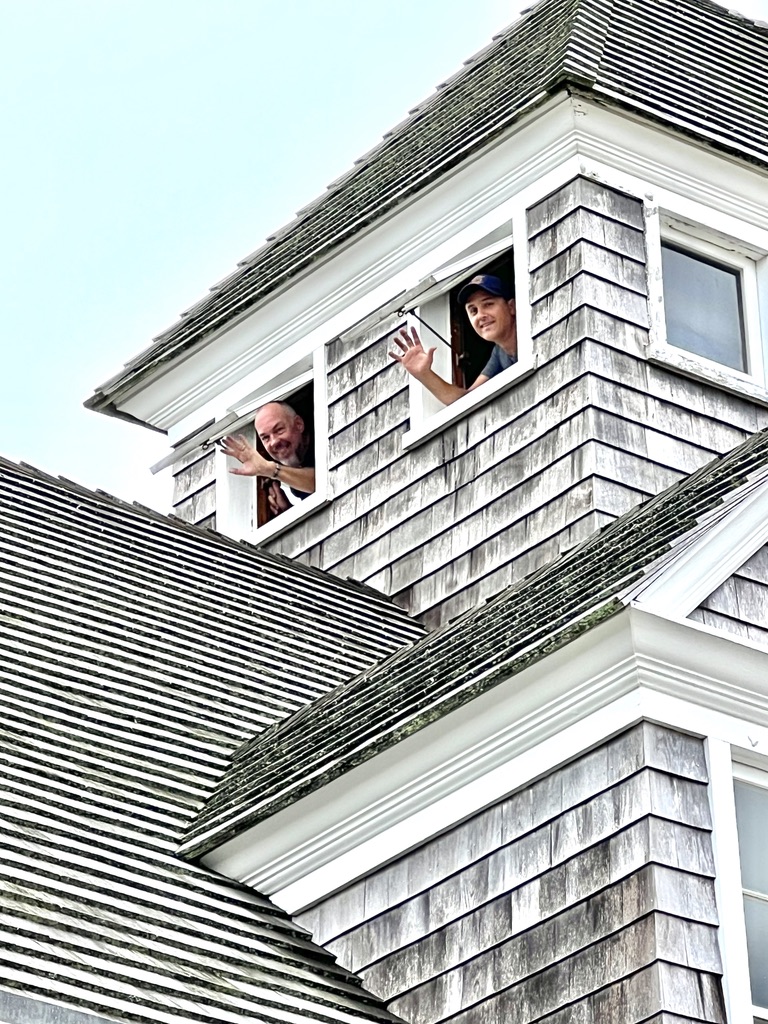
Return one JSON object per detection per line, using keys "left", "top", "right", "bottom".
{"left": 410, "top": 234, "right": 516, "bottom": 424}
{"left": 158, "top": 348, "right": 326, "bottom": 543}
{"left": 218, "top": 376, "right": 317, "bottom": 537}
{"left": 657, "top": 220, "right": 767, "bottom": 386}
{"left": 222, "top": 380, "right": 315, "bottom": 532}
{"left": 733, "top": 765, "right": 768, "bottom": 1022}
{"left": 449, "top": 247, "right": 516, "bottom": 388}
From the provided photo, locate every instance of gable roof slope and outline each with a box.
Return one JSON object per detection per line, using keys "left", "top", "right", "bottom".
{"left": 0, "top": 456, "right": 422, "bottom": 1023}
{"left": 181, "top": 425, "right": 768, "bottom": 859}
{"left": 87, "top": 0, "right": 768, "bottom": 420}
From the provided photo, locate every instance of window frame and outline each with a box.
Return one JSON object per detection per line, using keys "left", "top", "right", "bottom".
{"left": 399, "top": 220, "right": 533, "bottom": 450}
{"left": 646, "top": 208, "right": 768, "bottom": 402}
{"left": 214, "top": 346, "right": 328, "bottom": 543}
{"left": 731, "top": 758, "right": 768, "bottom": 1023}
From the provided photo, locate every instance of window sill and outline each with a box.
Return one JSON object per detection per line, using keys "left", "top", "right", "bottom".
{"left": 402, "top": 359, "right": 535, "bottom": 450}
{"left": 647, "top": 344, "right": 768, "bottom": 410}
{"left": 241, "top": 490, "right": 328, "bottom": 545}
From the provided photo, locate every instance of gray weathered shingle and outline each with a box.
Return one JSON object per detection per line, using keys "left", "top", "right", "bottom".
{"left": 0, "top": 457, "right": 423, "bottom": 1023}
{"left": 180, "top": 426, "right": 768, "bottom": 859}
{"left": 86, "top": 0, "right": 768, "bottom": 420}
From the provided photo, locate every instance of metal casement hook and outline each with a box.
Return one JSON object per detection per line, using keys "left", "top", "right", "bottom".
{"left": 397, "top": 308, "right": 453, "bottom": 349}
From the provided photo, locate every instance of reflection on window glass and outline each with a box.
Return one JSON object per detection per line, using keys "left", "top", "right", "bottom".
{"left": 744, "top": 896, "right": 768, "bottom": 1010}
{"left": 735, "top": 780, "right": 768, "bottom": 1013}
{"left": 662, "top": 242, "right": 746, "bottom": 372}
{"left": 735, "top": 782, "right": 768, "bottom": 894}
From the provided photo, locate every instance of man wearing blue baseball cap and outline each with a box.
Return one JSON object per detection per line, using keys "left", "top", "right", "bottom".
{"left": 389, "top": 273, "right": 516, "bottom": 405}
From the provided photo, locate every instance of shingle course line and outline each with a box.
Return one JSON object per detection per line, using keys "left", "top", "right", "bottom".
{"left": 0, "top": 455, "right": 415, "bottom": 1022}
{"left": 0, "top": 647, "right": 260, "bottom": 747}
{"left": 185, "top": 427, "right": 768, "bottom": 852}
{"left": 0, "top": 629, "right": 308, "bottom": 727}
{"left": 0, "top": 519, "right": 415, "bottom": 647}
{"left": 0, "top": 461, "right": 423, "bottom": 628}
{"left": 0, "top": 591, "right": 387, "bottom": 689}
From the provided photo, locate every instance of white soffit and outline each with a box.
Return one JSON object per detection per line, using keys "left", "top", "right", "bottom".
{"left": 621, "top": 468, "right": 768, "bottom": 618}
{"left": 200, "top": 607, "right": 768, "bottom": 914}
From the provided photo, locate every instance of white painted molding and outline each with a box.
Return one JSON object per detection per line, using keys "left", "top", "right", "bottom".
{"left": 402, "top": 360, "right": 536, "bottom": 449}
{"left": 710, "top": 739, "right": 756, "bottom": 1024}
{"left": 200, "top": 607, "right": 768, "bottom": 913}
{"left": 624, "top": 473, "right": 768, "bottom": 617}
{"left": 119, "top": 94, "right": 768, "bottom": 435}
{"left": 121, "top": 95, "right": 578, "bottom": 431}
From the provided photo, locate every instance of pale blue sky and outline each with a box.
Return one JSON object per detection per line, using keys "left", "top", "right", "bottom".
{"left": 1, "top": 0, "right": 766, "bottom": 510}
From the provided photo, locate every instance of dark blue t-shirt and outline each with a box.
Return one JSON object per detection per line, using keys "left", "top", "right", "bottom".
{"left": 480, "top": 346, "right": 517, "bottom": 379}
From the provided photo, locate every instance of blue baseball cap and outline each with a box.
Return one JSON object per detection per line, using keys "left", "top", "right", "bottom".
{"left": 457, "top": 274, "right": 513, "bottom": 306}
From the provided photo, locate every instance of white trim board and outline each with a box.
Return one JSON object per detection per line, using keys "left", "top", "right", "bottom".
{"left": 623, "top": 470, "right": 768, "bottom": 617}
{"left": 119, "top": 93, "right": 768, "bottom": 436}
{"left": 199, "top": 607, "right": 768, "bottom": 914}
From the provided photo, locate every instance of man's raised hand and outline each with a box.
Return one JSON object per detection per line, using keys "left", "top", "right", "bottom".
{"left": 219, "top": 434, "right": 272, "bottom": 477}
{"left": 388, "top": 325, "right": 436, "bottom": 379}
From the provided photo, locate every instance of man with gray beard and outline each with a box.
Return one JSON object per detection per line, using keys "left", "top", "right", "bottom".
{"left": 220, "top": 401, "right": 315, "bottom": 515}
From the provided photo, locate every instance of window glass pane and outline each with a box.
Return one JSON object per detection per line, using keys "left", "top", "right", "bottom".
{"left": 661, "top": 242, "right": 746, "bottom": 371}
{"left": 744, "top": 895, "right": 768, "bottom": 1010}
{"left": 735, "top": 781, "right": 768, "bottom": 895}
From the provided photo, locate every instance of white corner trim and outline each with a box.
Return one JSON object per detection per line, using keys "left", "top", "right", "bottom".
{"left": 706, "top": 737, "right": 755, "bottom": 1024}
{"left": 200, "top": 606, "right": 768, "bottom": 913}
{"left": 624, "top": 474, "right": 768, "bottom": 617}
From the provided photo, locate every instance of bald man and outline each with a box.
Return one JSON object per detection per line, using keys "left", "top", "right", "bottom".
{"left": 219, "top": 401, "right": 315, "bottom": 516}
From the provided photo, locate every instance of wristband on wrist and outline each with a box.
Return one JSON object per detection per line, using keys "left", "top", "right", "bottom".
{"left": 271, "top": 463, "right": 281, "bottom": 480}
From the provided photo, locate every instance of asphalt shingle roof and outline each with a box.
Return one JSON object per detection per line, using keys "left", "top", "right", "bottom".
{"left": 181, "top": 426, "right": 768, "bottom": 860}
{"left": 0, "top": 457, "right": 423, "bottom": 1023}
{"left": 86, "top": 0, "right": 768, "bottom": 421}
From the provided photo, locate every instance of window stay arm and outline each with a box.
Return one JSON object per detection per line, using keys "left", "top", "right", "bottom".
{"left": 398, "top": 308, "right": 452, "bottom": 349}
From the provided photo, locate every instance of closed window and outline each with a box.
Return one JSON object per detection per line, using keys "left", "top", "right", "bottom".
{"left": 661, "top": 241, "right": 747, "bottom": 372}
{"left": 734, "top": 776, "right": 768, "bottom": 1019}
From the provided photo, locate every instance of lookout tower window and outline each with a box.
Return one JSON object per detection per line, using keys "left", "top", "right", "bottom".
{"left": 449, "top": 248, "right": 516, "bottom": 389}
{"left": 662, "top": 241, "right": 747, "bottom": 372}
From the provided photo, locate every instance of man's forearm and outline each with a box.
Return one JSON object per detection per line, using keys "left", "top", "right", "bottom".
{"left": 274, "top": 465, "right": 315, "bottom": 493}
{"left": 414, "top": 368, "right": 468, "bottom": 406}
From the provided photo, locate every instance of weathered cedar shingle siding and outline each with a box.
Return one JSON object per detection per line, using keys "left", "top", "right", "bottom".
{"left": 690, "top": 543, "right": 768, "bottom": 645}
{"left": 86, "top": 0, "right": 768, "bottom": 416}
{"left": 182, "top": 424, "right": 768, "bottom": 855}
{"left": 261, "top": 177, "right": 768, "bottom": 625}
{"left": 173, "top": 445, "right": 216, "bottom": 528}
{"left": 0, "top": 457, "right": 423, "bottom": 1024}
{"left": 296, "top": 723, "right": 724, "bottom": 1024}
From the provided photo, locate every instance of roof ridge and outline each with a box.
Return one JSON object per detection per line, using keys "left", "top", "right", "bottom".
{"left": 560, "top": 0, "right": 615, "bottom": 85}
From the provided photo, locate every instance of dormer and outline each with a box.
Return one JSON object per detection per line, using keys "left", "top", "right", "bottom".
{"left": 86, "top": 0, "right": 768, "bottom": 626}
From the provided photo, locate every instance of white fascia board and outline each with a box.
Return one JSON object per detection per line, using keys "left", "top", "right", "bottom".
{"left": 126, "top": 95, "right": 768, "bottom": 436}
{"left": 118, "top": 94, "right": 581, "bottom": 430}
{"left": 622, "top": 472, "right": 768, "bottom": 618}
{"left": 200, "top": 606, "right": 768, "bottom": 913}
{"left": 564, "top": 98, "right": 768, "bottom": 240}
